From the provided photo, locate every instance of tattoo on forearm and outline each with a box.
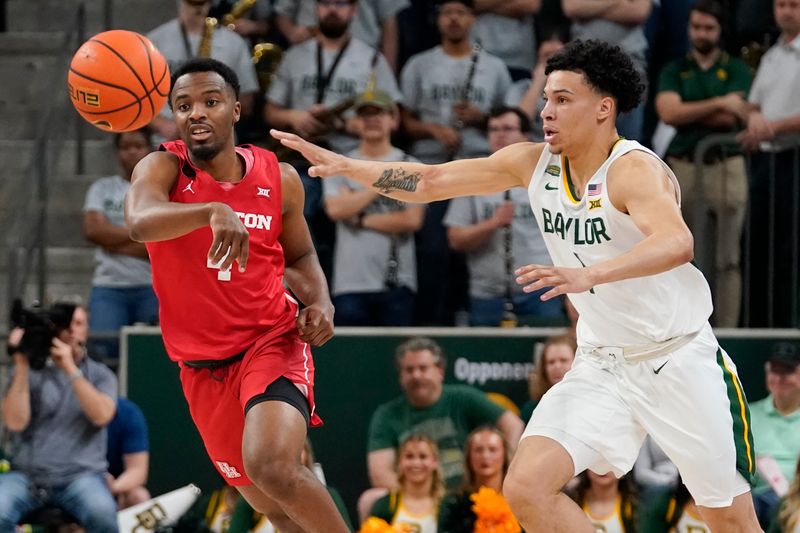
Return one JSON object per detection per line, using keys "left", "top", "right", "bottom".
{"left": 373, "top": 168, "right": 420, "bottom": 194}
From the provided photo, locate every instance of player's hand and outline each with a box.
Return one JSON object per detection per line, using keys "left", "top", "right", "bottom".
{"left": 208, "top": 203, "right": 249, "bottom": 273}
{"left": 515, "top": 264, "right": 596, "bottom": 300}
{"left": 271, "top": 129, "right": 348, "bottom": 178}
{"left": 429, "top": 124, "right": 462, "bottom": 152}
{"left": 296, "top": 302, "right": 335, "bottom": 346}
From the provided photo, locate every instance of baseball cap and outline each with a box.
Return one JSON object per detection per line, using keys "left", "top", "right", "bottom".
{"left": 767, "top": 342, "right": 800, "bottom": 373}
{"left": 353, "top": 90, "right": 396, "bottom": 113}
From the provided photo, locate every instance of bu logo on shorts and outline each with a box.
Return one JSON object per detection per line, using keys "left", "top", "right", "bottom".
{"left": 216, "top": 461, "right": 243, "bottom": 479}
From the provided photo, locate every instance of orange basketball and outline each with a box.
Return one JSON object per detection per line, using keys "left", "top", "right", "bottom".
{"left": 68, "top": 30, "right": 170, "bottom": 133}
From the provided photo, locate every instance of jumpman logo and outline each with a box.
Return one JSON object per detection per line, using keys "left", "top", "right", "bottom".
{"left": 183, "top": 182, "right": 195, "bottom": 195}
{"left": 257, "top": 187, "right": 270, "bottom": 198}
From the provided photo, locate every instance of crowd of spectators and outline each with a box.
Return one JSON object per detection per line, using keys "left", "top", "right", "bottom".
{"left": 131, "top": 0, "right": 799, "bottom": 329}
{"left": 3, "top": 0, "right": 800, "bottom": 530}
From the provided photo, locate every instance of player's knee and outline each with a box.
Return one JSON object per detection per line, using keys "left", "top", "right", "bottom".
{"left": 246, "top": 457, "right": 302, "bottom": 496}
{"left": 503, "top": 467, "right": 553, "bottom": 515}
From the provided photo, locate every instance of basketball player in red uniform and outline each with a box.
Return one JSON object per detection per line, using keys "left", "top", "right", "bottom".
{"left": 125, "top": 58, "right": 349, "bottom": 533}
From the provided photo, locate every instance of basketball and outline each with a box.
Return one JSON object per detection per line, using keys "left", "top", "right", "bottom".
{"left": 68, "top": 30, "right": 170, "bottom": 133}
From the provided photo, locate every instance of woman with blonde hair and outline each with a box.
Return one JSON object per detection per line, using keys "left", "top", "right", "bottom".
{"left": 520, "top": 334, "right": 577, "bottom": 422}
{"left": 438, "top": 426, "right": 520, "bottom": 533}
{"left": 364, "top": 433, "right": 444, "bottom": 533}
{"left": 769, "top": 457, "right": 800, "bottom": 533}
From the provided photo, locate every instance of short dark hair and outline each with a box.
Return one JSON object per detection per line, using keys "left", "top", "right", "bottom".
{"left": 691, "top": 0, "right": 725, "bottom": 27}
{"left": 545, "top": 39, "right": 645, "bottom": 114}
{"left": 489, "top": 106, "right": 532, "bottom": 133}
{"left": 436, "top": 0, "right": 475, "bottom": 12}
{"left": 168, "top": 58, "right": 240, "bottom": 107}
{"left": 113, "top": 126, "right": 153, "bottom": 149}
{"left": 395, "top": 337, "right": 446, "bottom": 369}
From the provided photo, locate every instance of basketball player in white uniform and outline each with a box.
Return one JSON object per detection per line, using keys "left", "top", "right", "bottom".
{"left": 272, "top": 39, "right": 762, "bottom": 533}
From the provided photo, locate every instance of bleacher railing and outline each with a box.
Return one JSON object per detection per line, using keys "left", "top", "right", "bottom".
{"left": 691, "top": 133, "right": 800, "bottom": 327}
{"left": 3, "top": 4, "right": 87, "bottom": 315}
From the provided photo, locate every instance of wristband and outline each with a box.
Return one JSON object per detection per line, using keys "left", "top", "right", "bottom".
{"left": 68, "top": 368, "right": 84, "bottom": 383}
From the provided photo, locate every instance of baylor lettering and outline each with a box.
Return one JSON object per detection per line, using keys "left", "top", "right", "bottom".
{"left": 541, "top": 208, "right": 610, "bottom": 244}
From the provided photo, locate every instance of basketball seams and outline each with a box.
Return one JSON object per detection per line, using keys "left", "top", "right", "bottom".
{"left": 68, "top": 67, "right": 143, "bottom": 129}
{"left": 69, "top": 30, "right": 169, "bottom": 132}
{"left": 133, "top": 33, "right": 157, "bottom": 120}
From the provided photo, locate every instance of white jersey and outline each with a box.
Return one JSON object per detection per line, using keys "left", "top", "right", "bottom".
{"left": 529, "top": 140, "right": 712, "bottom": 348}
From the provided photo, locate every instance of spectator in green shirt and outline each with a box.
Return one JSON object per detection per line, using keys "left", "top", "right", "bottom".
{"left": 655, "top": 0, "right": 753, "bottom": 328}
{"left": 360, "top": 337, "right": 524, "bottom": 522}
{"left": 750, "top": 343, "right": 800, "bottom": 529}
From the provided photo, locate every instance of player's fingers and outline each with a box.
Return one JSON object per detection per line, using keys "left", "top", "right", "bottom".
{"left": 221, "top": 239, "right": 241, "bottom": 272}
{"left": 523, "top": 275, "right": 560, "bottom": 293}
{"left": 540, "top": 286, "right": 564, "bottom": 301}
{"left": 516, "top": 267, "right": 551, "bottom": 286}
{"left": 237, "top": 237, "right": 249, "bottom": 272}
{"left": 515, "top": 264, "right": 546, "bottom": 276}
{"left": 207, "top": 234, "right": 224, "bottom": 262}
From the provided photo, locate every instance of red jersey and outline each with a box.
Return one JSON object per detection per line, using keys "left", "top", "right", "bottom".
{"left": 147, "top": 141, "right": 297, "bottom": 362}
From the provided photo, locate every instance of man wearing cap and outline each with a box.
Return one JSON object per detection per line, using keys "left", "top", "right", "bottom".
{"left": 322, "top": 90, "right": 425, "bottom": 325}
{"left": 749, "top": 342, "right": 800, "bottom": 526}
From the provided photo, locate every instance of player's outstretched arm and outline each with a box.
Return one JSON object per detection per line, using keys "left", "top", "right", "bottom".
{"left": 126, "top": 151, "right": 250, "bottom": 273}
{"left": 279, "top": 163, "right": 335, "bottom": 347}
{"left": 516, "top": 152, "right": 694, "bottom": 299}
{"left": 270, "top": 129, "right": 539, "bottom": 202}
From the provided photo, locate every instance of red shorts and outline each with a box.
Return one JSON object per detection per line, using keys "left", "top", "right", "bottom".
{"left": 178, "top": 328, "right": 322, "bottom": 486}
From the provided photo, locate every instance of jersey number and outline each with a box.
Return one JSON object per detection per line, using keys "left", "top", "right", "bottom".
{"left": 207, "top": 256, "right": 232, "bottom": 282}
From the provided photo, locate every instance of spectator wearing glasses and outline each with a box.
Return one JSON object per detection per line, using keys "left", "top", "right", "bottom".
{"left": 444, "top": 106, "right": 562, "bottom": 326}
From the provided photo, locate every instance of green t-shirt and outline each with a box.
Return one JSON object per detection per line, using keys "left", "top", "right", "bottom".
{"left": 658, "top": 52, "right": 752, "bottom": 158}
{"left": 749, "top": 395, "right": 800, "bottom": 495}
{"left": 367, "top": 385, "right": 506, "bottom": 488}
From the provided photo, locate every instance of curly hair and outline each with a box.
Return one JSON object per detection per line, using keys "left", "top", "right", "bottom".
{"left": 545, "top": 39, "right": 645, "bottom": 114}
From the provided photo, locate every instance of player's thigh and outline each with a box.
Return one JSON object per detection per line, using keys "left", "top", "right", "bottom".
{"left": 523, "top": 355, "right": 646, "bottom": 477}
{"left": 505, "top": 435, "right": 577, "bottom": 498}
{"left": 632, "top": 333, "right": 755, "bottom": 508}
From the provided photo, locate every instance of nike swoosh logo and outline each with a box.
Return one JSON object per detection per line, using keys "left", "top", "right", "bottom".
{"left": 545, "top": 183, "right": 558, "bottom": 191}
{"left": 653, "top": 360, "right": 669, "bottom": 374}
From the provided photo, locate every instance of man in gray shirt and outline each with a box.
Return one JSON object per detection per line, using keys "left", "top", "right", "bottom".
{"left": 471, "top": 0, "right": 541, "bottom": 81}
{"left": 562, "top": 0, "right": 653, "bottom": 140}
{"left": 400, "top": 0, "right": 512, "bottom": 164}
{"left": 323, "top": 91, "right": 424, "bottom": 325}
{"left": 0, "top": 304, "right": 118, "bottom": 532}
{"left": 400, "top": 0, "right": 511, "bottom": 325}
{"left": 267, "top": 0, "right": 403, "bottom": 279}
{"left": 444, "top": 107, "right": 562, "bottom": 326}
{"left": 274, "top": 0, "right": 410, "bottom": 71}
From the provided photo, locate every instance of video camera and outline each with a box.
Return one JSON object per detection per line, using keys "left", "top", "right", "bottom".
{"left": 9, "top": 299, "right": 76, "bottom": 370}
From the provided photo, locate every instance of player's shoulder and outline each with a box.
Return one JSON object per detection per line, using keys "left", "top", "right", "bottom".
{"left": 609, "top": 145, "right": 665, "bottom": 177}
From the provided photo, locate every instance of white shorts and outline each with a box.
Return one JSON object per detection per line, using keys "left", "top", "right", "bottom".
{"left": 522, "top": 323, "right": 755, "bottom": 508}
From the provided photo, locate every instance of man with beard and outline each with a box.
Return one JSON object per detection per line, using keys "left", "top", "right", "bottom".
{"left": 399, "top": 0, "right": 512, "bottom": 326}
{"left": 266, "top": 0, "right": 403, "bottom": 281}
{"left": 147, "top": 0, "right": 259, "bottom": 141}
{"left": 125, "top": 58, "right": 348, "bottom": 533}
{"left": 366, "top": 337, "right": 523, "bottom": 494}
{"left": 655, "top": 0, "right": 752, "bottom": 328}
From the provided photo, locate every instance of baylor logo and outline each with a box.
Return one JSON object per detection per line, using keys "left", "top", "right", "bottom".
{"left": 542, "top": 208, "right": 610, "bottom": 245}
